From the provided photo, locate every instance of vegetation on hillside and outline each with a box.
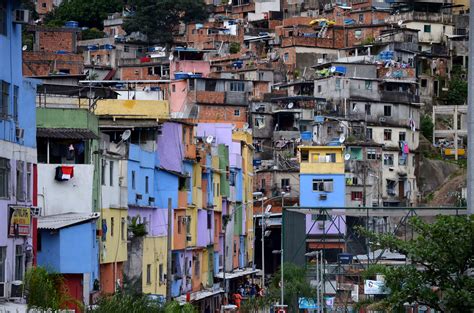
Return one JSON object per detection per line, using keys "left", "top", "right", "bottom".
{"left": 123, "top": 0, "right": 209, "bottom": 45}
{"left": 357, "top": 216, "right": 474, "bottom": 312}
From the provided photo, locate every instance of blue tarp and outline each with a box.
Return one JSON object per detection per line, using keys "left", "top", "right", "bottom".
{"left": 299, "top": 298, "right": 319, "bottom": 309}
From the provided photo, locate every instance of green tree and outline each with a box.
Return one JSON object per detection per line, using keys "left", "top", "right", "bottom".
{"left": 229, "top": 42, "right": 240, "bottom": 54}
{"left": 44, "top": 0, "right": 123, "bottom": 29}
{"left": 24, "top": 267, "right": 72, "bottom": 310}
{"left": 446, "top": 78, "right": 467, "bottom": 106}
{"left": 420, "top": 114, "right": 434, "bottom": 142}
{"left": 123, "top": 0, "right": 209, "bottom": 45}
{"left": 358, "top": 215, "right": 474, "bottom": 312}
{"left": 266, "top": 263, "right": 316, "bottom": 312}
{"left": 81, "top": 27, "right": 105, "bottom": 40}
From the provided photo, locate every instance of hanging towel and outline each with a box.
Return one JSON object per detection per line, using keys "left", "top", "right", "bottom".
{"left": 55, "top": 165, "right": 74, "bottom": 181}
{"left": 403, "top": 142, "right": 409, "bottom": 154}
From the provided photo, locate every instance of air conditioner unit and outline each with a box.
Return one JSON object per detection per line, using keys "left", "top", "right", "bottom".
{"left": 9, "top": 281, "right": 23, "bottom": 299}
{"left": 13, "top": 10, "right": 30, "bottom": 24}
{"left": 15, "top": 127, "right": 24, "bottom": 140}
{"left": 319, "top": 194, "right": 327, "bottom": 200}
{"left": 30, "top": 206, "right": 42, "bottom": 217}
{"left": 379, "top": 117, "right": 386, "bottom": 122}
{"left": 318, "top": 222, "right": 325, "bottom": 230}
{"left": 186, "top": 234, "right": 192, "bottom": 241}
{"left": 136, "top": 193, "right": 143, "bottom": 200}
{"left": 0, "top": 282, "right": 7, "bottom": 298}
{"left": 148, "top": 197, "right": 155, "bottom": 205}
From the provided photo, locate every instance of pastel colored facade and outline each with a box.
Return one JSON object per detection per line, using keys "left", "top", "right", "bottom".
{"left": 93, "top": 99, "right": 170, "bottom": 121}
{"left": 0, "top": 0, "right": 38, "bottom": 301}
{"left": 298, "top": 146, "right": 346, "bottom": 239}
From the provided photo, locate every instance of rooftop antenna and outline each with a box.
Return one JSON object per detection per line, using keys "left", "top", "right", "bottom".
{"left": 206, "top": 135, "right": 214, "bottom": 144}
{"left": 339, "top": 134, "right": 346, "bottom": 144}
{"left": 118, "top": 129, "right": 131, "bottom": 146}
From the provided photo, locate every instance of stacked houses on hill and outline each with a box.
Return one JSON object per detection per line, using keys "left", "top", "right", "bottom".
{"left": 0, "top": 0, "right": 468, "bottom": 310}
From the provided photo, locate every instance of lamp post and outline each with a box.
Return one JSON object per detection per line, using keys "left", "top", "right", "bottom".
{"left": 252, "top": 191, "right": 265, "bottom": 287}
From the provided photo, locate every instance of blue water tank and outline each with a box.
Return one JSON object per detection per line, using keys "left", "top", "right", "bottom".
{"left": 65, "top": 21, "right": 79, "bottom": 28}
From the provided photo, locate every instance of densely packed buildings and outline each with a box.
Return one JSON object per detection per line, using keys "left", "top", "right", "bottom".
{"left": 0, "top": 0, "right": 469, "bottom": 310}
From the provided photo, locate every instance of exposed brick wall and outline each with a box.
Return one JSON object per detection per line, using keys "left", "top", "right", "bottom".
{"left": 36, "top": 0, "right": 57, "bottom": 16}
{"left": 120, "top": 65, "right": 162, "bottom": 80}
{"left": 195, "top": 91, "right": 225, "bottom": 104}
{"left": 37, "top": 29, "right": 77, "bottom": 53}
{"left": 345, "top": 25, "right": 387, "bottom": 47}
{"left": 23, "top": 51, "right": 83, "bottom": 76}
{"left": 197, "top": 105, "right": 248, "bottom": 126}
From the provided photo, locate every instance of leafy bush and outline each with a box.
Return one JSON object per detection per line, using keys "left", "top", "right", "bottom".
{"left": 229, "top": 42, "right": 240, "bottom": 54}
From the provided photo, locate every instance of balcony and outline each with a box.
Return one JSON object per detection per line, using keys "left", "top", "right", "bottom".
{"left": 380, "top": 91, "right": 420, "bottom": 104}
{"left": 385, "top": 11, "right": 452, "bottom": 24}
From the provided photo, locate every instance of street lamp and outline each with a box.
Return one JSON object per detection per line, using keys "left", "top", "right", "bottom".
{"left": 252, "top": 191, "right": 265, "bottom": 287}
{"left": 272, "top": 249, "right": 285, "bottom": 309}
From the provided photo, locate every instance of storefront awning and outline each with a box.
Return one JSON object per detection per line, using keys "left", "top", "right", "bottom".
{"left": 37, "top": 128, "right": 99, "bottom": 139}
{"left": 215, "top": 268, "right": 259, "bottom": 280}
{"left": 175, "top": 288, "right": 224, "bottom": 304}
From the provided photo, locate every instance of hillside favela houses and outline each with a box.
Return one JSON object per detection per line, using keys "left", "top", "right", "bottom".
{"left": 0, "top": 0, "right": 470, "bottom": 311}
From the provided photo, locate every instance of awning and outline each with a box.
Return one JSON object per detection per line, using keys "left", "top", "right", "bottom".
{"left": 175, "top": 288, "right": 224, "bottom": 304}
{"left": 215, "top": 268, "right": 259, "bottom": 280}
{"left": 38, "top": 212, "right": 100, "bottom": 230}
{"left": 37, "top": 128, "right": 99, "bottom": 139}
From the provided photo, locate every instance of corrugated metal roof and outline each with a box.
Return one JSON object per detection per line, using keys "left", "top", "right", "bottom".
{"left": 37, "top": 128, "right": 99, "bottom": 139}
{"left": 37, "top": 212, "right": 100, "bottom": 230}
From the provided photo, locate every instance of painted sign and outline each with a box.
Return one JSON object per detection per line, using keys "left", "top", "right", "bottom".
{"left": 364, "top": 279, "right": 389, "bottom": 295}
{"left": 9, "top": 206, "right": 31, "bottom": 237}
{"left": 299, "top": 298, "right": 319, "bottom": 309}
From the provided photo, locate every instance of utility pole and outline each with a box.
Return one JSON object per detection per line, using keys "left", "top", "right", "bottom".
{"left": 166, "top": 198, "right": 172, "bottom": 302}
{"left": 468, "top": 2, "right": 474, "bottom": 215}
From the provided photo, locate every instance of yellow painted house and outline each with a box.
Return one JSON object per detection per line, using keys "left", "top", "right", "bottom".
{"left": 298, "top": 146, "right": 345, "bottom": 174}
{"left": 142, "top": 236, "right": 168, "bottom": 295}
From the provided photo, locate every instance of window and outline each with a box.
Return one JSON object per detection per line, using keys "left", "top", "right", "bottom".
{"left": 146, "top": 264, "right": 151, "bottom": 284}
{"left": 16, "top": 161, "right": 24, "bottom": 201}
{"left": 421, "top": 79, "right": 427, "bottom": 88}
{"left": 0, "top": 158, "right": 10, "bottom": 199}
{"left": 384, "top": 105, "right": 392, "bottom": 117}
{"left": 335, "top": 78, "right": 341, "bottom": 90}
{"left": 367, "top": 148, "right": 377, "bottom": 160}
{"left": 366, "top": 128, "right": 373, "bottom": 140}
{"left": 365, "top": 81, "right": 372, "bottom": 90}
{"left": 383, "top": 154, "right": 394, "bottom": 166}
{"left": 186, "top": 217, "right": 191, "bottom": 237}
{"left": 283, "top": 52, "right": 289, "bottom": 62}
{"left": 230, "top": 82, "right": 245, "bottom": 92}
{"left": 229, "top": 171, "right": 236, "bottom": 186}
{"left": 312, "top": 179, "right": 333, "bottom": 192}
{"left": 194, "top": 256, "right": 200, "bottom": 278}
{"left": 109, "top": 161, "right": 114, "bottom": 186}
{"left": 207, "top": 211, "right": 212, "bottom": 229}
{"left": 399, "top": 132, "right": 406, "bottom": 142}
{"left": 13, "top": 85, "right": 18, "bottom": 122}
{"left": 326, "top": 153, "right": 336, "bottom": 162}
{"left": 0, "top": 1, "right": 6, "bottom": 36}
{"left": 359, "top": 13, "right": 364, "bottom": 23}
{"left": 205, "top": 80, "right": 217, "bottom": 91}
{"left": 111, "top": 217, "right": 114, "bottom": 237}
{"left": 159, "top": 263, "right": 164, "bottom": 282}
{"left": 1, "top": 80, "right": 10, "bottom": 118}
{"left": 384, "top": 129, "right": 392, "bottom": 141}
{"left": 26, "top": 163, "right": 32, "bottom": 201}
{"left": 121, "top": 217, "right": 126, "bottom": 240}
{"left": 171, "top": 84, "right": 176, "bottom": 93}
{"left": 15, "top": 245, "right": 24, "bottom": 281}
{"left": 354, "top": 30, "right": 362, "bottom": 39}
{"left": 189, "top": 79, "right": 195, "bottom": 91}
{"left": 234, "top": 109, "right": 240, "bottom": 116}
{"left": 132, "top": 171, "right": 136, "bottom": 190}
{"left": 124, "top": 45, "right": 130, "bottom": 52}
{"left": 301, "top": 149, "right": 309, "bottom": 162}
{"left": 317, "top": 85, "right": 322, "bottom": 93}
{"left": 365, "top": 104, "right": 371, "bottom": 115}
{"left": 101, "top": 160, "right": 106, "bottom": 186}
{"left": 0, "top": 246, "right": 6, "bottom": 283}
{"left": 145, "top": 176, "right": 149, "bottom": 194}
{"left": 281, "top": 178, "right": 290, "bottom": 189}
{"left": 178, "top": 216, "right": 182, "bottom": 234}
{"left": 351, "top": 191, "right": 363, "bottom": 201}
{"left": 424, "top": 25, "right": 431, "bottom": 33}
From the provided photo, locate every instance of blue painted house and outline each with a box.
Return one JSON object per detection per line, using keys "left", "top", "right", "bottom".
{"left": 0, "top": 0, "right": 39, "bottom": 300}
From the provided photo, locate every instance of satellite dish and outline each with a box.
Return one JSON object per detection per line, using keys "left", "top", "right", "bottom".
{"left": 231, "top": 124, "right": 236, "bottom": 130}
{"left": 243, "top": 123, "right": 249, "bottom": 130}
{"left": 22, "top": 45, "right": 27, "bottom": 51}
{"left": 287, "top": 102, "right": 294, "bottom": 109}
{"left": 330, "top": 66, "right": 336, "bottom": 73}
{"left": 228, "top": 0, "right": 232, "bottom": 4}
{"left": 265, "top": 205, "right": 272, "bottom": 213}
{"left": 168, "top": 54, "right": 174, "bottom": 61}
{"left": 397, "top": 20, "right": 404, "bottom": 26}
{"left": 121, "top": 129, "right": 131, "bottom": 141}
{"left": 344, "top": 153, "right": 351, "bottom": 161}
{"left": 339, "top": 134, "right": 346, "bottom": 143}
{"left": 206, "top": 135, "right": 214, "bottom": 144}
